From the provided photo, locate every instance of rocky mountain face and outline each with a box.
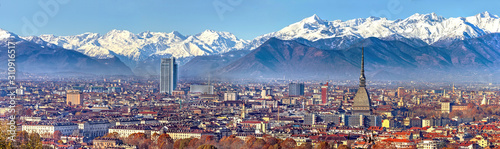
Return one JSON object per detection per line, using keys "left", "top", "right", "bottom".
{"left": 184, "top": 35, "right": 499, "bottom": 82}
{"left": 216, "top": 38, "right": 357, "bottom": 79}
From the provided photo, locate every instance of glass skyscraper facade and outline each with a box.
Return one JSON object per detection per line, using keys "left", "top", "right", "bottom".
{"left": 160, "top": 58, "right": 177, "bottom": 94}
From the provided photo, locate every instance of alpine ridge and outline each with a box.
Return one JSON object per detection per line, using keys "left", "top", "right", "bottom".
{"left": 251, "top": 11, "right": 500, "bottom": 49}
{"left": 29, "top": 29, "right": 249, "bottom": 70}
{"left": 1, "top": 11, "right": 500, "bottom": 80}
{"left": 28, "top": 11, "right": 500, "bottom": 63}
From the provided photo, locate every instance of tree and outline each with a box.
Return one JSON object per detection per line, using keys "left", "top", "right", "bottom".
{"left": 270, "top": 143, "right": 281, "bottom": 149}
{"left": 138, "top": 139, "right": 153, "bottom": 149}
{"left": 201, "top": 135, "right": 216, "bottom": 145}
{"left": 250, "top": 138, "right": 266, "bottom": 149}
{"left": 337, "top": 144, "right": 349, "bottom": 149}
{"left": 263, "top": 135, "right": 279, "bottom": 146}
{"left": 280, "top": 138, "right": 297, "bottom": 149}
{"left": 316, "top": 141, "right": 330, "bottom": 149}
{"left": 174, "top": 138, "right": 192, "bottom": 149}
{"left": 449, "top": 110, "right": 463, "bottom": 118}
{"left": 295, "top": 142, "right": 313, "bottom": 149}
{"left": 125, "top": 133, "right": 148, "bottom": 147}
{"left": 0, "top": 121, "right": 14, "bottom": 149}
{"left": 188, "top": 138, "right": 201, "bottom": 148}
{"left": 102, "top": 132, "right": 120, "bottom": 139}
{"left": 244, "top": 135, "right": 257, "bottom": 147}
{"left": 197, "top": 144, "right": 217, "bottom": 149}
{"left": 53, "top": 130, "right": 63, "bottom": 140}
{"left": 157, "top": 134, "right": 174, "bottom": 149}
{"left": 16, "top": 131, "right": 42, "bottom": 149}
{"left": 219, "top": 135, "right": 243, "bottom": 149}
{"left": 16, "top": 131, "right": 30, "bottom": 144}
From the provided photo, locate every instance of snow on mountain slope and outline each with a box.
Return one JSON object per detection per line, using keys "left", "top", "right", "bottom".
{"left": 35, "top": 29, "right": 249, "bottom": 62}
{"left": 250, "top": 12, "right": 500, "bottom": 49}
{"left": 194, "top": 30, "right": 248, "bottom": 53}
{"left": 21, "top": 11, "right": 500, "bottom": 65}
{"left": 0, "top": 29, "right": 18, "bottom": 40}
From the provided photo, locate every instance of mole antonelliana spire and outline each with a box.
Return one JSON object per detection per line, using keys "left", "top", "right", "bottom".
{"left": 360, "top": 47, "right": 366, "bottom": 87}
{"left": 352, "top": 47, "right": 372, "bottom": 115}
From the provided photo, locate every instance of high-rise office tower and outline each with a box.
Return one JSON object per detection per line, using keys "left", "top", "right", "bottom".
{"left": 321, "top": 83, "right": 328, "bottom": 104}
{"left": 289, "top": 83, "right": 304, "bottom": 96}
{"left": 160, "top": 58, "right": 178, "bottom": 94}
{"left": 352, "top": 47, "right": 373, "bottom": 115}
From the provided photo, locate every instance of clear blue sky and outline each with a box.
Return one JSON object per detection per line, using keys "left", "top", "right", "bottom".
{"left": 1, "top": 0, "right": 499, "bottom": 40}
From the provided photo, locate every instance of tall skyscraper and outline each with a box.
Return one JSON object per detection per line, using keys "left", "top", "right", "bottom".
{"left": 321, "top": 83, "right": 328, "bottom": 104}
{"left": 160, "top": 58, "right": 178, "bottom": 94}
{"left": 289, "top": 83, "right": 304, "bottom": 96}
{"left": 352, "top": 47, "right": 373, "bottom": 115}
{"left": 66, "top": 90, "right": 82, "bottom": 106}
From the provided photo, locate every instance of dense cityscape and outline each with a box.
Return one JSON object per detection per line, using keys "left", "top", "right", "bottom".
{"left": 1, "top": 51, "right": 500, "bottom": 149}
{"left": 3, "top": 1, "right": 500, "bottom": 149}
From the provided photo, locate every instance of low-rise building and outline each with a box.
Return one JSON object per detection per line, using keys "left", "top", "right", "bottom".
{"left": 22, "top": 122, "right": 78, "bottom": 138}
{"left": 108, "top": 125, "right": 152, "bottom": 138}
{"left": 75, "top": 120, "right": 110, "bottom": 139}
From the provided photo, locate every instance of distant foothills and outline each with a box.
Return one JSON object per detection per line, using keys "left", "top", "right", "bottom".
{"left": 1, "top": 12, "right": 500, "bottom": 82}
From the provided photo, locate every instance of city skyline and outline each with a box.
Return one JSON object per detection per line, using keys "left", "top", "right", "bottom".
{"left": 2, "top": 1, "right": 500, "bottom": 148}
{"left": 4, "top": 70, "right": 500, "bottom": 148}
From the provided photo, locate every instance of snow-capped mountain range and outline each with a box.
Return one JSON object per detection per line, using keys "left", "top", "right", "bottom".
{"left": 18, "top": 12, "right": 500, "bottom": 58}
{"left": 251, "top": 11, "right": 500, "bottom": 49}
{"left": 30, "top": 29, "right": 248, "bottom": 62}
{"left": 2, "top": 11, "right": 500, "bottom": 76}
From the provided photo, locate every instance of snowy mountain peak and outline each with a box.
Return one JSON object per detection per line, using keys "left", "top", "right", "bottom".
{"left": 9, "top": 11, "right": 500, "bottom": 73}
{"left": 105, "top": 29, "right": 135, "bottom": 38}
{"left": 198, "top": 30, "right": 222, "bottom": 38}
{"left": 198, "top": 29, "right": 230, "bottom": 37}
{"left": 406, "top": 12, "right": 444, "bottom": 21}
{"left": 106, "top": 29, "right": 128, "bottom": 34}
{"left": 252, "top": 12, "right": 500, "bottom": 48}
{"left": 39, "top": 34, "right": 55, "bottom": 39}
{"left": 77, "top": 32, "right": 101, "bottom": 38}
{"left": 476, "top": 11, "right": 498, "bottom": 19}
{"left": 138, "top": 31, "right": 152, "bottom": 37}
{"left": 202, "top": 29, "right": 217, "bottom": 33}
{"left": 33, "top": 28, "right": 249, "bottom": 66}
{"left": 0, "top": 28, "right": 16, "bottom": 40}
{"left": 193, "top": 29, "right": 248, "bottom": 52}
{"left": 301, "top": 14, "right": 325, "bottom": 24}
{"left": 366, "top": 16, "right": 383, "bottom": 21}
{"left": 170, "top": 31, "right": 186, "bottom": 39}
